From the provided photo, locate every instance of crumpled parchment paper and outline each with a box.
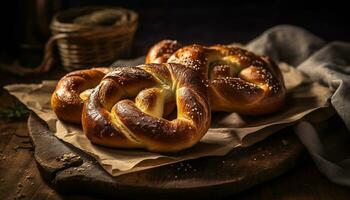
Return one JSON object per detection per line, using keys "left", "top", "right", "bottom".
{"left": 4, "top": 60, "right": 331, "bottom": 176}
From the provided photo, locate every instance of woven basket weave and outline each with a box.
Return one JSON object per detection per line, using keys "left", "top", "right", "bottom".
{"left": 1, "top": 6, "right": 138, "bottom": 75}
{"left": 50, "top": 6, "right": 138, "bottom": 71}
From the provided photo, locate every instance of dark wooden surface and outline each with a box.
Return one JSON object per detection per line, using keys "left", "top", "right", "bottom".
{"left": 0, "top": 72, "right": 350, "bottom": 199}
{"left": 27, "top": 113, "right": 303, "bottom": 199}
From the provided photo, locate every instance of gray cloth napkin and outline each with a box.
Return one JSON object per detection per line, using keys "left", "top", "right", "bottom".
{"left": 247, "top": 25, "right": 350, "bottom": 186}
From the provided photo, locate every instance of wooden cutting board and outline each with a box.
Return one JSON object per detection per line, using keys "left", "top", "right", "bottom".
{"left": 27, "top": 113, "right": 303, "bottom": 199}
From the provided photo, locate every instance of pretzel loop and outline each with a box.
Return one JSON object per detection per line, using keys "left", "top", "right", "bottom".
{"left": 51, "top": 67, "right": 110, "bottom": 124}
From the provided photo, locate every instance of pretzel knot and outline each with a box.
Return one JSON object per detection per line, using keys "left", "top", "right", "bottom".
{"left": 148, "top": 41, "right": 286, "bottom": 115}
{"left": 82, "top": 63, "right": 211, "bottom": 152}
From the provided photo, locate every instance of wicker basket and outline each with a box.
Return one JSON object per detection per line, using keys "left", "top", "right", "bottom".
{"left": 49, "top": 6, "right": 138, "bottom": 71}
{"left": 0, "top": 6, "right": 138, "bottom": 75}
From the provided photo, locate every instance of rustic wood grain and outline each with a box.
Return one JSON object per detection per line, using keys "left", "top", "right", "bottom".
{"left": 26, "top": 112, "right": 304, "bottom": 199}
{"left": 0, "top": 111, "right": 350, "bottom": 200}
{"left": 1, "top": 79, "right": 350, "bottom": 199}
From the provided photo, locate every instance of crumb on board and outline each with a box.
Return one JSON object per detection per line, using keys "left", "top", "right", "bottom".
{"left": 282, "top": 139, "right": 289, "bottom": 145}
{"left": 55, "top": 153, "right": 81, "bottom": 162}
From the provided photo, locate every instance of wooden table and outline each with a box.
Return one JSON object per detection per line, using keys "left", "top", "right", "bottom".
{"left": 0, "top": 68, "right": 350, "bottom": 200}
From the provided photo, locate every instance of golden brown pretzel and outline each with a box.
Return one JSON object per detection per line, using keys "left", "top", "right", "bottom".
{"left": 82, "top": 64, "right": 211, "bottom": 152}
{"left": 147, "top": 40, "right": 286, "bottom": 115}
{"left": 51, "top": 40, "right": 285, "bottom": 152}
{"left": 82, "top": 63, "right": 211, "bottom": 152}
{"left": 51, "top": 67, "right": 111, "bottom": 124}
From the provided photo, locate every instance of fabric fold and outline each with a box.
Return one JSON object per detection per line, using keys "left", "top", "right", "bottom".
{"left": 251, "top": 25, "right": 350, "bottom": 187}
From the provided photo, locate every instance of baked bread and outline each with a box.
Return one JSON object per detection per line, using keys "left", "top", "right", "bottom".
{"left": 146, "top": 40, "right": 182, "bottom": 64}
{"left": 147, "top": 41, "right": 286, "bottom": 115}
{"left": 82, "top": 63, "right": 211, "bottom": 152}
{"left": 51, "top": 67, "right": 111, "bottom": 124}
{"left": 51, "top": 40, "right": 286, "bottom": 152}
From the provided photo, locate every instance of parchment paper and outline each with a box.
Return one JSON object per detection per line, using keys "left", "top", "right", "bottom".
{"left": 4, "top": 60, "right": 331, "bottom": 176}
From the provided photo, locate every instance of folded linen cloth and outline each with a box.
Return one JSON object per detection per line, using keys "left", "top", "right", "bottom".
{"left": 247, "top": 25, "right": 350, "bottom": 186}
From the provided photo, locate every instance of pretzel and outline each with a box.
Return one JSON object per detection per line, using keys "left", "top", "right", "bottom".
{"left": 51, "top": 41, "right": 285, "bottom": 152}
{"left": 147, "top": 41, "right": 286, "bottom": 115}
{"left": 145, "top": 40, "right": 182, "bottom": 64}
{"left": 51, "top": 67, "right": 111, "bottom": 124}
{"left": 82, "top": 63, "right": 211, "bottom": 152}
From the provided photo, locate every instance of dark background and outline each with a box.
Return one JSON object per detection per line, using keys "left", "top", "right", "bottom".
{"left": 0, "top": 0, "right": 348, "bottom": 64}
{"left": 0, "top": 2, "right": 350, "bottom": 199}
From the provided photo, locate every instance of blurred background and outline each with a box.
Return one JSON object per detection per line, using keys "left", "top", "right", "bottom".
{"left": 0, "top": 0, "right": 348, "bottom": 70}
